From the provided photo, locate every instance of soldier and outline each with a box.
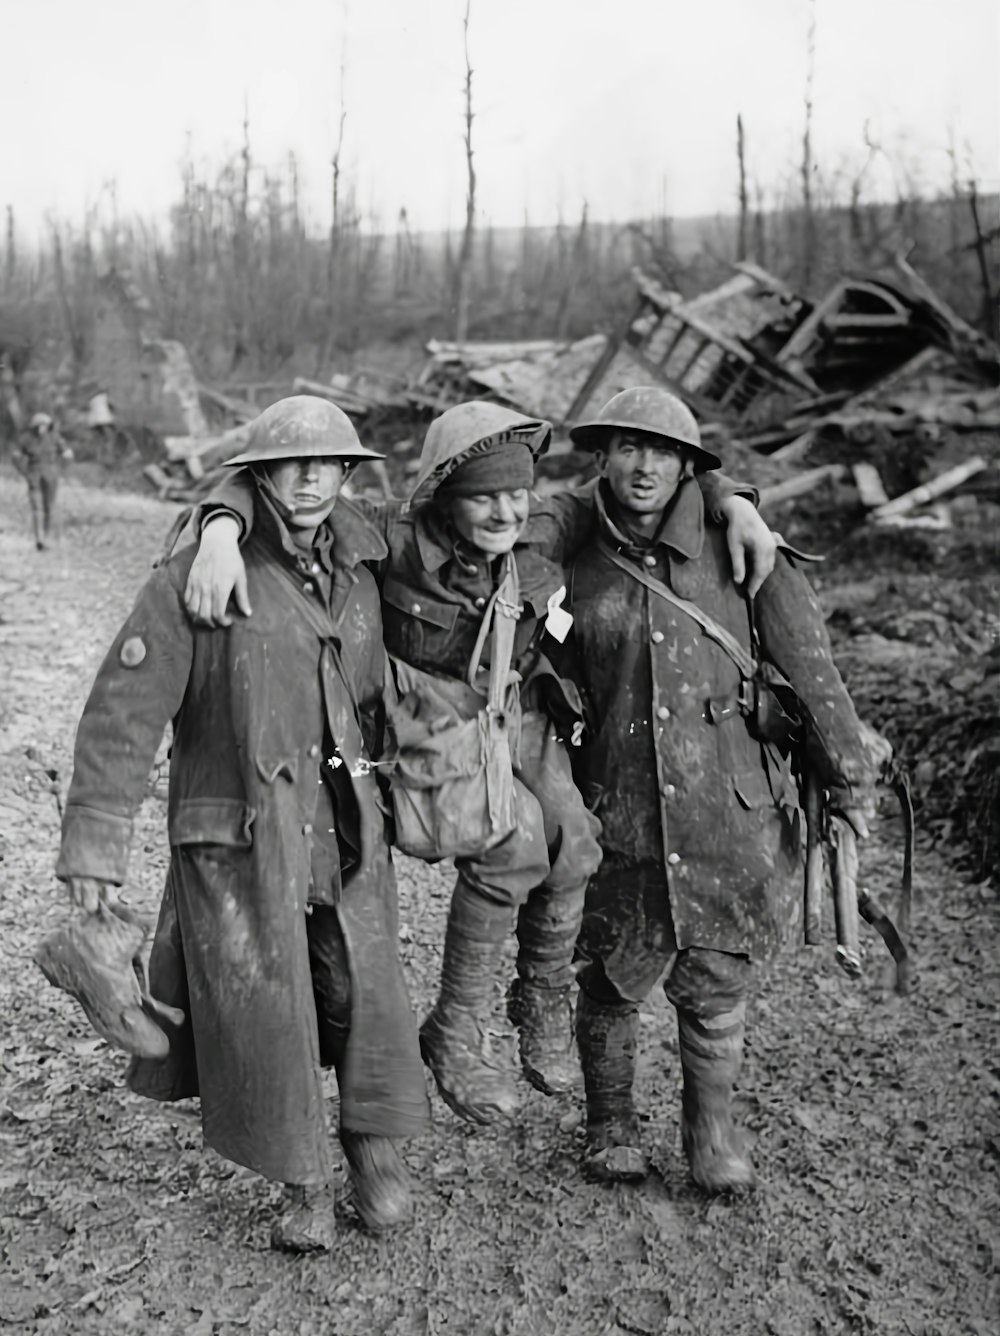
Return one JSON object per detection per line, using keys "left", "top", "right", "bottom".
{"left": 55, "top": 397, "right": 429, "bottom": 1253}
{"left": 14, "top": 412, "right": 72, "bottom": 549}
{"left": 559, "top": 387, "right": 878, "bottom": 1192}
{"left": 184, "top": 400, "right": 776, "bottom": 1130}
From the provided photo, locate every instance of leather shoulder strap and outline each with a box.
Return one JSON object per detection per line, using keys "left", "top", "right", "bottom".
{"left": 596, "top": 537, "right": 756, "bottom": 679}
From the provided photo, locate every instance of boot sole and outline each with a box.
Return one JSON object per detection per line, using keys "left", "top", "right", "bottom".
{"left": 419, "top": 1033, "right": 519, "bottom": 1127}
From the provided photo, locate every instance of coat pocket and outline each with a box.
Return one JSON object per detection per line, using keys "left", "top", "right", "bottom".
{"left": 169, "top": 798, "right": 256, "bottom": 848}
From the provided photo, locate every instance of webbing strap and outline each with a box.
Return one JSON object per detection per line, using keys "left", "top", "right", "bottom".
{"left": 596, "top": 538, "right": 757, "bottom": 679}
{"left": 466, "top": 552, "right": 521, "bottom": 713}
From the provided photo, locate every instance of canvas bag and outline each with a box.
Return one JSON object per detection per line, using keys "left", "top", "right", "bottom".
{"left": 387, "top": 554, "right": 521, "bottom": 861}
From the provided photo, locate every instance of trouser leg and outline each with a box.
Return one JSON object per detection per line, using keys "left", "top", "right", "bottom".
{"left": 507, "top": 714, "right": 603, "bottom": 1095}
{"left": 303, "top": 908, "right": 413, "bottom": 1235}
{"left": 666, "top": 947, "right": 755, "bottom": 1194}
{"left": 419, "top": 874, "right": 520, "bottom": 1125}
{"left": 574, "top": 961, "right": 648, "bottom": 1182}
{"left": 41, "top": 474, "right": 58, "bottom": 541}
{"left": 27, "top": 482, "right": 44, "bottom": 548}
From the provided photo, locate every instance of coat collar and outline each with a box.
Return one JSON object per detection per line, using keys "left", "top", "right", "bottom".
{"left": 595, "top": 477, "right": 705, "bottom": 561}
{"left": 254, "top": 489, "right": 388, "bottom": 571}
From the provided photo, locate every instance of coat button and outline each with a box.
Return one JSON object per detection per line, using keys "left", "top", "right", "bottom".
{"left": 643, "top": 554, "right": 657, "bottom": 568}
{"left": 651, "top": 630, "right": 664, "bottom": 645}
{"left": 311, "top": 562, "right": 321, "bottom": 575}
{"left": 302, "top": 823, "right": 313, "bottom": 836}
{"left": 662, "top": 783, "right": 676, "bottom": 799}
{"left": 656, "top": 705, "right": 671, "bottom": 721}
{"left": 667, "top": 852, "right": 681, "bottom": 866}
{"left": 308, "top": 744, "right": 320, "bottom": 759}
{"left": 303, "top": 582, "right": 315, "bottom": 595}
{"left": 411, "top": 602, "right": 422, "bottom": 614}
{"left": 475, "top": 596, "right": 487, "bottom": 609}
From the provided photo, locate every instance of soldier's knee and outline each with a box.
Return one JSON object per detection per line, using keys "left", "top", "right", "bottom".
{"left": 665, "top": 948, "right": 752, "bottom": 1017}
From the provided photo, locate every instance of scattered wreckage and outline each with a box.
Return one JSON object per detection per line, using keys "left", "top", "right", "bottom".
{"left": 140, "top": 255, "right": 998, "bottom": 532}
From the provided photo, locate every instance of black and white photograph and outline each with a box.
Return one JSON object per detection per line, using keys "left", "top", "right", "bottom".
{"left": 0, "top": 1, "right": 997, "bottom": 1332}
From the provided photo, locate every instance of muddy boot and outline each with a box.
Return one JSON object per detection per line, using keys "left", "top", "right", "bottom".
{"left": 419, "top": 879, "right": 520, "bottom": 1126}
{"left": 341, "top": 1131, "right": 414, "bottom": 1233}
{"left": 270, "top": 1184, "right": 337, "bottom": 1253}
{"left": 677, "top": 1002, "right": 756, "bottom": 1195}
{"left": 576, "top": 989, "right": 648, "bottom": 1183}
{"left": 508, "top": 887, "right": 586, "bottom": 1096}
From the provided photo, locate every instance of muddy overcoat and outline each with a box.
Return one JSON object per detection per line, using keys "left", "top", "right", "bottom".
{"left": 56, "top": 498, "right": 429, "bottom": 1187}
{"left": 566, "top": 479, "right": 874, "bottom": 995}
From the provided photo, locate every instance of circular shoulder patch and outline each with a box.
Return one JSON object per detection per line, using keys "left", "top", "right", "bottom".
{"left": 119, "top": 635, "right": 147, "bottom": 668}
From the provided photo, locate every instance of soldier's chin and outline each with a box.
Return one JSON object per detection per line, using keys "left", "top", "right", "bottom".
{"left": 472, "top": 527, "right": 519, "bottom": 554}
{"left": 289, "top": 500, "right": 337, "bottom": 527}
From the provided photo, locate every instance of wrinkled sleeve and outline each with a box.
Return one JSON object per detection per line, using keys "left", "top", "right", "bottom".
{"left": 531, "top": 487, "right": 597, "bottom": 562}
{"left": 756, "top": 556, "right": 875, "bottom": 801}
{"left": 698, "top": 470, "right": 759, "bottom": 521}
{"left": 196, "top": 467, "right": 256, "bottom": 538}
{"left": 56, "top": 564, "right": 195, "bottom": 885}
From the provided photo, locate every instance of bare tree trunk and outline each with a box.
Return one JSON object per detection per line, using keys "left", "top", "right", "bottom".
{"left": 737, "top": 115, "right": 749, "bottom": 261}
{"left": 554, "top": 202, "right": 588, "bottom": 338}
{"left": 453, "top": 0, "right": 476, "bottom": 342}
{"left": 753, "top": 181, "right": 767, "bottom": 269}
{"left": 801, "top": 0, "right": 817, "bottom": 289}
{"left": 50, "top": 226, "right": 86, "bottom": 378}
{"left": 5, "top": 205, "right": 14, "bottom": 287}
{"left": 967, "top": 179, "right": 999, "bottom": 339}
{"left": 319, "top": 36, "right": 348, "bottom": 374}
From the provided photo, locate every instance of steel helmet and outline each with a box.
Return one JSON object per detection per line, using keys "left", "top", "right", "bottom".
{"left": 409, "top": 401, "right": 551, "bottom": 507}
{"left": 569, "top": 386, "right": 720, "bottom": 472}
{"left": 223, "top": 395, "right": 384, "bottom": 468}
{"left": 30, "top": 411, "right": 53, "bottom": 432}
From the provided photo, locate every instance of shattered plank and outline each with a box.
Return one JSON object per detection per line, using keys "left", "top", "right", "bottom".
{"left": 869, "top": 457, "right": 989, "bottom": 522}
{"left": 758, "top": 464, "right": 849, "bottom": 509}
{"left": 852, "top": 463, "right": 890, "bottom": 509}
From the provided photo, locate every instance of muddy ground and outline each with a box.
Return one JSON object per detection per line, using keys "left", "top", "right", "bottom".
{"left": 0, "top": 468, "right": 997, "bottom": 1336}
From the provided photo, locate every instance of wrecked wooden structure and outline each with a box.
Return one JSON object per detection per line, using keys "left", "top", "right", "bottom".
{"left": 139, "top": 254, "right": 998, "bottom": 530}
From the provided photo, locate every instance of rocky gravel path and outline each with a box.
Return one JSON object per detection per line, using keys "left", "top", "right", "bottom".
{"left": 1, "top": 470, "right": 996, "bottom": 1336}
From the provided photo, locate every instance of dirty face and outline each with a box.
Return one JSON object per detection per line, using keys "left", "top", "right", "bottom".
{"left": 596, "top": 430, "right": 690, "bottom": 521}
{"left": 448, "top": 489, "right": 531, "bottom": 555}
{"left": 262, "top": 456, "right": 346, "bottom": 528}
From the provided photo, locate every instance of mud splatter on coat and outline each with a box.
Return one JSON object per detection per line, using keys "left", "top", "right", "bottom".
{"left": 566, "top": 478, "right": 874, "bottom": 976}
{"left": 56, "top": 498, "right": 429, "bottom": 1187}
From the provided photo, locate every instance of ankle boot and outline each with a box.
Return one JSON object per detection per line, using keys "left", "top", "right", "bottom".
{"left": 676, "top": 1002, "right": 756, "bottom": 1194}
{"left": 340, "top": 1131, "right": 414, "bottom": 1233}
{"left": 508, "top": 885, "right": 586, "bottom": 1096}
{"left": 419, "top": 878, "right": 520, "bottom": 1125}
{"left": 576, "top": 989, "right": 648, "bottom": 1182}
{"left": 271, "top": 1184, "right": 337, "bottom": 1253}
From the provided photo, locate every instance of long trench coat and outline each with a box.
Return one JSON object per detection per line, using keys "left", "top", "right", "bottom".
{"left": 56, "top": 499, "right": 429, "bottom": 1187}
{"left": 566, "top": 479, "right": 874, "bottom": 982}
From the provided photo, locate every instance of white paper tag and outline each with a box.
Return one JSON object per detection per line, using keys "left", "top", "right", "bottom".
{"left": 544, "top": 585, "right": 574, "bottom": 643}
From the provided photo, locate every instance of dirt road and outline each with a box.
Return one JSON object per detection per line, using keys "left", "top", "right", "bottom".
{"left": 1, "top": 470, "right": 996, "bottom": 1336}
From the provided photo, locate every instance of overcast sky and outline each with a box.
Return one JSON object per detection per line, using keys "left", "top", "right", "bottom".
{"left": 3, "top": 0, "right": 997, "bottom": 242}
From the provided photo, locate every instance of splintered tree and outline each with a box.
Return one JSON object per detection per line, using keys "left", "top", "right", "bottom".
{"left": 801, "top": 0, "right": 817, "bottom": 288}
{"left": 736, "top": 114, "right": 749, "bottom": 262}
{"left": 453, "top": 0, "right": 476, "bottom": 341}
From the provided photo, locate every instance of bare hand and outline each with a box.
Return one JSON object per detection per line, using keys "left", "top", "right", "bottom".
{"left": 721, "top": 496, "right": 778, "bottom": 599}
{"left": 67, "top": 877, "right": 119, "bottom": 913}
{"left": 184, "top": 514, "right": 251, "bottom": 626}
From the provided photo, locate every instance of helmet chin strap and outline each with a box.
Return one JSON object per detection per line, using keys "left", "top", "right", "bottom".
{"left": 253, "top": 468, "right": 337, "bottom": 526}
